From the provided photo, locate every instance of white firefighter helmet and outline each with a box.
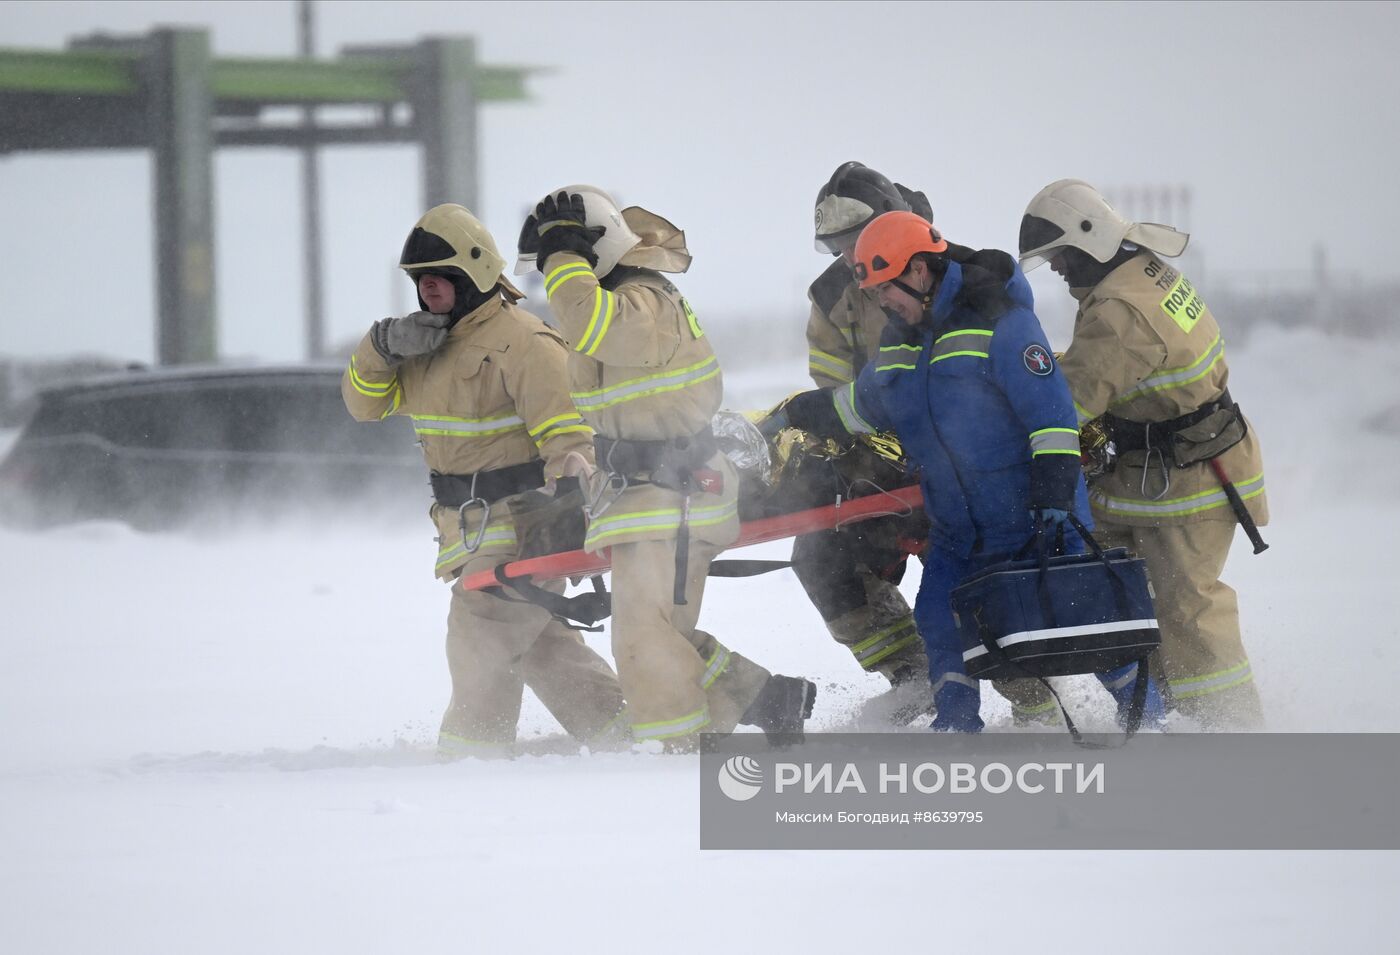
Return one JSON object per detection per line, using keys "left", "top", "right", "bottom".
{"left": 513, "top": 184, "right": 643, "bottom": 279}
{"left": 400, "top": 203, "right": 523, "bottom": 299}
{"left": 1018, "top": 178, "right": 1190, "bottom": 271}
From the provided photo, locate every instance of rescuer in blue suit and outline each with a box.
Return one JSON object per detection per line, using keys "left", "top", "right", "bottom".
{"left": 774, "top": 211, "right": 1164, "bottom": 732}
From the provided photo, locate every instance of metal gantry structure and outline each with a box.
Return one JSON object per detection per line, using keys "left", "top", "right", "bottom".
{"left": 0, "top": 29, "right": 538, "bottom": 364}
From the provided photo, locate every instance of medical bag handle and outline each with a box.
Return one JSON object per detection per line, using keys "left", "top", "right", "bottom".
{"left": 994, "top": 513, "right": 1151, "bottom": 744}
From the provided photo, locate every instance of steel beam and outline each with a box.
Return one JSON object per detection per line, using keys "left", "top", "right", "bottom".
{"left": 146, "top": 28, "right": 217, "bottom": 365}
{"left": 414, "top": 38, "right": 478, "bottom": 213}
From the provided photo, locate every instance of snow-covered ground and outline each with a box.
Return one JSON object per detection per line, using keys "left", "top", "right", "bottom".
{"left": 3, "top": 326, "right": 1398, "bottom": 952}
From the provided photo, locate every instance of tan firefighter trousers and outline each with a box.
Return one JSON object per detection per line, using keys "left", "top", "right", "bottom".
{"left": 1097, "top": 519, "right": 1264, "bottom": 729}
{"left": 440, "top": 573, "right": 627, "bottom": 757}
{"left": 609, "top": 535, "right": 771, "bottom": 748}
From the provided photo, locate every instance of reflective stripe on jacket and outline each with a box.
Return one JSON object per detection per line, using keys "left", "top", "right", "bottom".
{"left": 843, "top": 249, "right": 1091, "bottom": 557}
{"left": 341, "top": 295, "right": 595, "bottom": 578}
{"left": 1060, "top": 254, "right": 1268, "bottom": 527}
{"left": 541, "top": 252, "right": 738, "bottom": 553}
{"left": 806, "top": 259, "right": 889, "bottom": 388}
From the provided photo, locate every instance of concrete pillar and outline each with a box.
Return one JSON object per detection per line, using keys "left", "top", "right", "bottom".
{"left": 145, "top": 28, "right": 217, "bottom": 365}
{"left": 415, "top": 37, "right": 479, "bottom": 214}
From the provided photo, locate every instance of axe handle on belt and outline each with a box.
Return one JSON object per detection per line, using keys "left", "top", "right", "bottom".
{"left": 1208, "top": 458, "right": 1268, "bottom": 554}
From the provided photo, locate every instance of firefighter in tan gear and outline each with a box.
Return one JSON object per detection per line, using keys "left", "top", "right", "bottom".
{"left": 342, "top": 203, "right": 627, "bottom": 758}
{"left": 514, "top": 186, "right": 816, "bottom": 749}
{"left": 1020, "top": 179, "right": 1268, "bottom": 729}
{"left": 804, "top": 162, "right": 1058, "bottom": 727}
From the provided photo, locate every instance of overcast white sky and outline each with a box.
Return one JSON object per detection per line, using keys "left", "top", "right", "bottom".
{"left": 1, "top": 0, "right": 1397, "bottom": 364}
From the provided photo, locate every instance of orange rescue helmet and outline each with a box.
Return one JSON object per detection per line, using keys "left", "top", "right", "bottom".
{"left": 852, "top": 211, "right": 949, "bottom": 289}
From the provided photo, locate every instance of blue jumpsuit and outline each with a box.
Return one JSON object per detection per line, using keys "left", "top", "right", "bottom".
{"left": 828, "top": 248, "right": 1163, "bottom": 731}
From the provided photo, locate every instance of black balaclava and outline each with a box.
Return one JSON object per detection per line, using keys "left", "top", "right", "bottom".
{"left": 411, "top": 269, "right": 498, "bottom": 327}
{"left": 1059, "top": 244, "right": 1139, "bottom": 290}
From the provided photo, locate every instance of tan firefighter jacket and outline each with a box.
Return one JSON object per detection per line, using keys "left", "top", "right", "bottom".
{"left": 806, "top": 259, "right": 889, "bottom": 388}
{"left": 540, "top": 248, "right": 739, "bottom": 554}
{"left": 342, "top": 295, "right": 596, "bottom": 578}
{"left": 1060, "top": 252, "right": 1268, "bottom": 528}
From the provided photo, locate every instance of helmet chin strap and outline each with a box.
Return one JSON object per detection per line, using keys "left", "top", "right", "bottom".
{"left": 891, "top": 277, "right": 934, "bottom": 312}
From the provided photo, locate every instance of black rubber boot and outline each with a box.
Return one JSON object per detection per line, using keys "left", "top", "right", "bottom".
{"left": 740, "top": 675, "right": 817, "bottom": 747}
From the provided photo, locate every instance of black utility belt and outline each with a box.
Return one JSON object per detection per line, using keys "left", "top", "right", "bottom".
{"left": 594, "top": 426, "right": 717, "bottom": 477}
{"left": 430, "top": 460, "right": 545, "bottom": 508}
{"left": 1105, "top": 390, "right": 1233, "bottom": 453}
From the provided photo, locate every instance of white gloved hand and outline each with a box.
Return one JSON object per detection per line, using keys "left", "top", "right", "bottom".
{"left": 370, "top": 311, "right": 451, "bottom": 363}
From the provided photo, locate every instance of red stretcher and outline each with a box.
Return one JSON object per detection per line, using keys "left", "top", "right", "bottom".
{"left": 458, "top": 483, "right": 923, "bottom": 593}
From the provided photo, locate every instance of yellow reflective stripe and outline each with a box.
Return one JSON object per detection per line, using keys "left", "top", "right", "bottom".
{"left": 1169, "top": 661, "right": 1253, "bottom": 700}
{"left": 632, "top": 705, "right": 711, "bottom": 740}
{"left": 583, "top": 711, "right": 631, "bottom": 746}
{"left": 875, "top": 346, "right": 919, "bottom": 369}
{"left": 574, "top": 287, "right": 606, "bottom": 352}
{"left": 569, "top": 355, "right": 720, "bottom": 413}
{"left": 414, "top": 425, "right": 526, "bottom": 437}
{"left": 380, "top": 385, "right": 402, "bottom": 420}
{"left": 1091, "top": 471, "right": 1265, "bottom": 518}
{"left": 536, "top": 424, "right": 594, "bottom": 445}
{"left": 682, "top": 297, "right": 704, "bottom": 339}
{"left": 852, "top": 619, "right": 914, "bottom": 654}
{"left": 1030, "top": 426, "right": 1081, "bottom": 457}
{"left": 1013, "top": 698, "right": 1060, "bottom": 716}
{"left": 529, "top": 412, "right": 593, "bottom": 445}
{"left": 833, "top": 381, "right": 876, "bottom": 434}
{"left": 411, "top": 412, "right": 527, "bottom": 438}
{"left": 545, "top": 261, "right": 593, "bottom": 298}
{"left": 1113, "top": 335, "right": 1224, "bottom": 405}
{"left": 930, "top": 350, "right": 989, "bottom": 363}
{"left": 435, "top": 521, "right": 518, "bottom": 569}
{"left": 347, "top": 355, "right": 397, "bottom": 397}
{"left": 934, "top": 328, "right": 994, "bottom": 344}
{"left": 1074, "top": 401, "right": 1094, "bottom": 426}
{"left": 528, "top": 412, "right": 583, "bottom": 438}
{"left": 592, "top": 290, "right": 617, "bottom": 355}
{"left": 810, "top": 366, "right": 854, "bottom": 384}
{"left": 584, "top": 498, "right": 738, "bottom": 547}
{"left": 852, "top": 619, "right": 921, "bottom": 668}
{"left": 809, "top": 348, "right": 854, "bottom": 382}
{"left": 577, "top": 288, "right": 616, "bottom": 356}
{"left": 863, "top": 631, "right": 921, "bottom": 668}
{"left": 702, "top": 645, "right": 731, "bottom": 689}
{"left": 930, "top": 327, "right": 995, "bottom": 363}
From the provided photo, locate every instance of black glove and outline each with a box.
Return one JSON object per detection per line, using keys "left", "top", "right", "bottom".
{"left": 536, "top": 191, "right": 591, "bottom": 236}
{"left": 534, "top": 191, "right": 605, "bottom": 271}
{"left": 782, "top": 389, "right": 847, "bottom": 440}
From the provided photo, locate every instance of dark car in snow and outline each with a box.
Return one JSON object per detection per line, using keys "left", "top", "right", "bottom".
{"left": 0, "top": 364, "right": 426, "bottom": 529}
